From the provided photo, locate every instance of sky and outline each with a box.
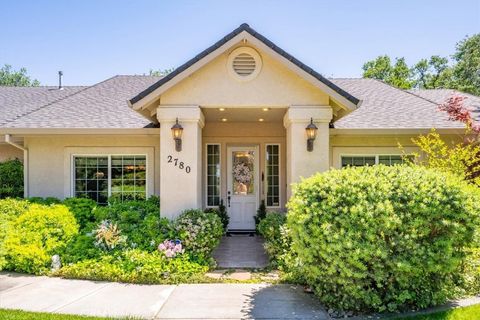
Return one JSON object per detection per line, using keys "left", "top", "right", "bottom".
{"left": 1, "top": 0, "right": 479, "bottom": 86}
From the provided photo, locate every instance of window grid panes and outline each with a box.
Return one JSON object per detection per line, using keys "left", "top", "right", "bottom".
{"left": 342, "top": 155, "right": 412, "bottom": 168}
{"left": 207, "top": 145, "right": 221, "bottom": 206}
{"left": 74, "top": 156, "right": 109, "bottom": 204}
{"left": 74, "top": 155, "right": 146, "bottom": 204}
{"left": 111, "top": 155, "right": 146, "bottom": 201}
{"left": 266, "top": 145, "right": 280, "bottom": 207}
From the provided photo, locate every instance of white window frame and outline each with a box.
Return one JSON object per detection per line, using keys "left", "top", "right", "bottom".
{"left": 265, "top": 143, "right": 281, "bottom": 209}
{"left": 205, "top": 143, "right": 221, "bottom": 208}
{"left": 339, "top": 154, "right": 407, "bottom": 167}
{"left": 71, "top": 154, "right": 149, "bottom": 201}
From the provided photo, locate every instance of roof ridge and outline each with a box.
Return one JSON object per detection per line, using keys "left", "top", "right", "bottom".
{"left": 368, "top": 78, "right": 441, "bottom": 106}
{"left": 1, "top": 75, "right": 120, "bottom": 126}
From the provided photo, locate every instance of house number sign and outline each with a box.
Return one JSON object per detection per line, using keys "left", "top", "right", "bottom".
{"left": 167, "top": 155, "right": 191, "bottom": 174}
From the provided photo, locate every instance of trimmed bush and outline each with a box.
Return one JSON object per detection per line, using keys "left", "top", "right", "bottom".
{"left": 287, "top": 165, "right": 480, "bottom": 313}
{"left": 0, "top": 198, "right": 30, "bottom": 269}
{"left": 0, "top": 159, "right": 23, "bottom": 198}
{"left": 257, "top": 212, "right": 288, "bottom": 266}
{"left": 62, "top": 197, "right": 97, "bottom": 231}
{"left": 56, "top": 249, "right": 208, "bottom": 284}
{"left": 204, "top": 199, "right": 229, "bottom": 232}
{"left": 3, "top": 203, "right": 79, "bottom": 274}
{"left": 176, "top": 209, "right": 223, "bottom": 258}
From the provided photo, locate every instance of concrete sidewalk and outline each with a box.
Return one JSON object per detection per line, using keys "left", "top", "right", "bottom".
{"left": 0, "top": 272, "right": 329, "bottom": 319}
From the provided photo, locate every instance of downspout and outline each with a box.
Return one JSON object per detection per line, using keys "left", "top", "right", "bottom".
{"left": 5, "top": 134, "right": 28, "bottom": 198}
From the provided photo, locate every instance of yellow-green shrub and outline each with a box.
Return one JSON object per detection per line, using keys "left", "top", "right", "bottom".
{"left": 4, "top": 204, "right": 78, "bottom": 274}
{"left": 287, "top": 165, "right": 480, "bottom": 313}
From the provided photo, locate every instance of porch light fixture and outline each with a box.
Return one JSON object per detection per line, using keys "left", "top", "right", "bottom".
{"left": 305, "top": 118, "right": 318, "bottom": 152}
{"left": 171, "top": 118, "right": 183, "bottom": 152}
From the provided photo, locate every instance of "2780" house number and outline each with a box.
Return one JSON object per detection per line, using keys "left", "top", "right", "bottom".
{"left": 167, "top": 155, "right": 191, "bottom": 173}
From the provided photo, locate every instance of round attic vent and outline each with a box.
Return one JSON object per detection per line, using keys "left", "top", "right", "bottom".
{"left": 233, "top": 53, "right": 256, "bottom": 76}
{"left": 227, "top": 47, "right": 262, "bottom": 82}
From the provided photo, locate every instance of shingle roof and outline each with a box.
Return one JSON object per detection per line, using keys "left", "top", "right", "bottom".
{"left": 331, "top": 79, "right": 465, "bottom": 129}
{"left": 129, "top": 23, "right": 360, "bottom": 107}
{"left": 1, "top": 76, "right": 474, "bottom": 130}
{"left": 0, "top": 86, "right": 86, "bottom": 126}
{"left": 2, "top": 75, "right": 161, "bottom": 129}
{"left": 408, "top": 88, "right": 480, "bottom": 122}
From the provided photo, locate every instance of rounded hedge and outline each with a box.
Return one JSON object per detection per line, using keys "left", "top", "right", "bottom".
{"left": 287, "top": 165, "right": 480, "bottom": 313}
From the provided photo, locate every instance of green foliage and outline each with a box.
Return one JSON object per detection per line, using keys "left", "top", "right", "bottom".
{"left": 257, "top": 213, "right": 289, "bottom": 266}
{"left": 412, "top": 56, "right": 452, "bottom": 89}
{"left": 149, "top": 68, "right": 175, "bottom": 77}
{"left": 204, "top": 199, "right": 229, "bottom": 232}
{"left": 56, "top": 249, "right": 208, "bottom": 284}
{"left": 0, "top": 64, "right": 40, "bottom": 86}
{"left": 27, "top": 197, "right": 61, "bottom": 205}
{"left": 451, "top": 34, "right": 480, "bottom": 95}
{"left": 254, "top": 200, "right": 267, "bottom": 228}
{"left": 0, "top": 308, "right": 116, "bottom": 320}
{"left": 3, "top": 204, "right": 79, "bottom": 274}
{"left": 0, "top": 159, "right": 24, "bottom": 198}
{"left": 93, "top": 220, "right": 127, "bottom": 251}
{"left": 407, "top": 130, "right": 480, "bottom": 187}
{"left": 362, "top": 55, "right": 414, "bottom": 89}
{"left": 287, "top": 165, "right": 480, "bottom": 313}
{"left": 0, "top": 198, "right": 30, "bottom": 269}
{"left": 62, "top": 197, "right": 97, "bottom": 231}
{"left": 93, "top": 196, "right": 173, "bottom": 250}
{"left": 175, "top": 209, "right": 223, "bottom": 258}
{"left": 61, "top": 234, "right": 102, "bottom": 264}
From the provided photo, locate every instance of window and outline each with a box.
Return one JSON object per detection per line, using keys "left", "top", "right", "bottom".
{"left": 266, "top": 144, "right": 280, "bottom": 207}
{"left": 206, "top": 144, "right": 221, "bottom": 206}
{"left": 73, "top": 155, "right": 147, "bottom": 204}
{"left": 341, "top": 155, "right": 411, "bottom": 168}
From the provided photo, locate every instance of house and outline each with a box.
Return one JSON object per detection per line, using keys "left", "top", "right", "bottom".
{"left": 0, "top": 24, "right": 476, "bottom": 231}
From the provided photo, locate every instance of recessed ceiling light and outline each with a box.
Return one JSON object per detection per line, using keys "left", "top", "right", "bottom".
{"left": 221, "top": 118, "right": 227, "bottom": 122}
{"left": 219, "top": 108, "right": 225, "bottom": 111}
{"left": 262, "top": 108, "right": 269, "bottom": 111}
{"left": 258, "top": 118, "right": 264, "bottom": 122}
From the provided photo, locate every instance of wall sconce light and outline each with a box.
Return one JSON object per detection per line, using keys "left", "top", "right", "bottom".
{"left": 171, "top": 118, "right": 183, "bottom": 152}
{"left": 305, "top": 118, "right": 318, "bottom": 152}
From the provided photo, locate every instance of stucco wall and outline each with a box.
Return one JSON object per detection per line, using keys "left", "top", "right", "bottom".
{"left": 203, "top": 121, "right": 287, "bottom": 209}
{"left": 160, "top": 44, "right": 329, "bottom": 107}
{"left": 0, "top": 144, "right": 23, "bottom": 162}
{"left": 25, "top": 135, "right": 160, "bottom": 199}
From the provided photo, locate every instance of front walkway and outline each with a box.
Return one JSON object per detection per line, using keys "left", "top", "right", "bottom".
{"left": 0, "top": 272, "right": 329, "bottom": 319}
{"left": 213, "top": 235, "right": 269, "bottom": 268}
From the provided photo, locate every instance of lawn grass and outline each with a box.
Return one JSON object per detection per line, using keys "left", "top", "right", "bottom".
{"left": 394, "top": 303, "right": 480, "bottom": 319}
{"left": 0, "top": 309, "right": 136, "bottom": 320}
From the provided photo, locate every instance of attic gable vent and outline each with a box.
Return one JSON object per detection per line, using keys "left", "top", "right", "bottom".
{"left": 233, "top": 53, "right": 256, "bottom": 76}
{"left": 227, "top": 47, "right": 262, "bottom": 82}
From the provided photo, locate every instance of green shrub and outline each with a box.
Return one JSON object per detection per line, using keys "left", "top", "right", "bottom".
{"left": 257, "top": 212, "right": 288, "bottom": 265}
{"left": 63, "top": 197, "right": 97, "bottom": 231}
{"left": 287, "top": 165, "right": 480, "bottom": 313}
{"left": 176, "top": 209, "right": 223, "bottom": 258}
{"left": 204, "top": 199, "right": 229, "bottom": 232}
{"left": 56, "top": 249, "right": 208, "bottom": 284}
{"left": 28, "top": 197, "right": 61, "bottom": 205}
{"left": 254, "top": 200, "right": 267, "bottom": 228}
{"left": 61, "top": 234, "right": 102, "bottom": 264}
{"left": 93, "top": 196, "right": 173, "bottom": 250}
{"left": 0, "top": 159, "right": 23, "bottom": 198}
{"left": 3, "top": 204, "right": 79, "bottom": 274}
{"left": 0, "top": 198, "right": 30, "bottom": 269}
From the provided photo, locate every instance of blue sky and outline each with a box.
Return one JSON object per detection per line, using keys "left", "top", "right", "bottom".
{"left": 1, "top": 0, "right": 479, "bottom": 85}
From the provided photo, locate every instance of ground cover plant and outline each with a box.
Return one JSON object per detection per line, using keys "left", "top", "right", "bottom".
{"left": 0, "top": 197, "right": 224, "bottom": 284}
{"left": 287, "top": 165, "right": 480, "bottom": 313}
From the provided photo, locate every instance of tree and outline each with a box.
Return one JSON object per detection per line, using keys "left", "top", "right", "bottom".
{"left": 362, "top": 56, "right": 413, "bottom": 89}
{"left": 412, "top": 56, "right": 451, "bottom": 89}
{"left": 148, "top": 68, "right": 175, "bottom": 77}
{"left": 451, "top": 34, "right": 480, "bottom": 95}
{"left": 0, "top": 64, "right": 40, "bottom": 86}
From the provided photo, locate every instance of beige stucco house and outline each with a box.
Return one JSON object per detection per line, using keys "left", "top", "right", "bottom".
{"left": 0, "top": 24, "right": 477, "bottom": 231}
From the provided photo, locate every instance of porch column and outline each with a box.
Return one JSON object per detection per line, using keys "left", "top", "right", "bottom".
{"left": 284, "top": 106, "right": 332, "bottom": 200}
{"left": 157, "top": 106, "right": 204, "bottom": 219}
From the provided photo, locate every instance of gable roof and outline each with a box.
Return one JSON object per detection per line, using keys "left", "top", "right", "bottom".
{"left": 409, "top": 89, "right": 480, "bottom": 122}
{"left": 331, "top": 79, "right": 466, "bottom": 130}
{"left": 0, "top": 86, "right": 86, "bottom": 126}
{"left": 2, "top": 76, "right": 160, "bottom": 129}
{"left": 128, "top": 23, "right": 360, "bottom": 110}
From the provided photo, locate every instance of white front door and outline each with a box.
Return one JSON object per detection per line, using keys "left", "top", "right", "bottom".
{"left": 227, "top": 146, "right": 259, "bottom": 230}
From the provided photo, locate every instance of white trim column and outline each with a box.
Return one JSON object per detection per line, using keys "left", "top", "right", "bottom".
{"left": 284, "top": 105, "right": 332, "bottom": 200}
{"left": 157, "top": 106, "right": 205, "bottom": 219}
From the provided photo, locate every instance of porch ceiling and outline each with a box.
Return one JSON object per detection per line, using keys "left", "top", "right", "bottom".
{"left": 202, "top": 107, "right": 286, "bottom": 123}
